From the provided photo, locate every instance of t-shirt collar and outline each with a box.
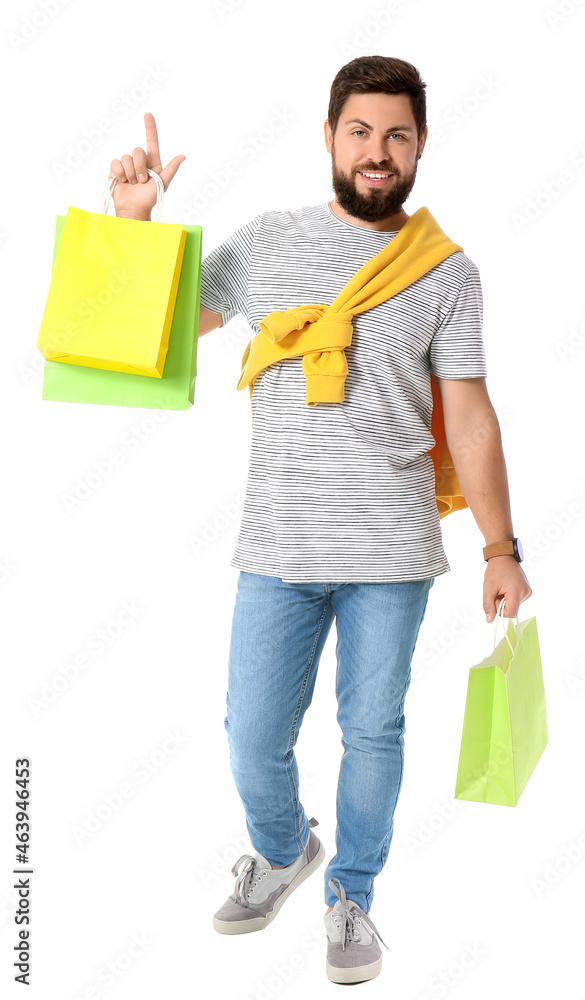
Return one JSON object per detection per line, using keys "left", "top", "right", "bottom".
{"left": 323, "top": 200, "right": 400, "bottom": 235}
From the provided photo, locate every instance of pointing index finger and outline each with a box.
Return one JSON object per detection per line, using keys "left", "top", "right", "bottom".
{"left": 144, "top": 112, "right": 162, "bottom": 171}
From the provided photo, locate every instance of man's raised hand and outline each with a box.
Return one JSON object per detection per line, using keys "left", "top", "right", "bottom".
{"left": 108, "top": 112, "right": 186, "bottom": 220}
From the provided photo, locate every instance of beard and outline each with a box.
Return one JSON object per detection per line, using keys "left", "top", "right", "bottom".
{"left": 330, "top": 142, "right": 418, "bottom": 223}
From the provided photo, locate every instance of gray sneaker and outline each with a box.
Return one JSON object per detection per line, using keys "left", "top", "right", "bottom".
{"left": 324, "top": 876, "right": 389, "bottom": 984}
{"left": 212, "top": 819, "right": 324, "bottom": 935}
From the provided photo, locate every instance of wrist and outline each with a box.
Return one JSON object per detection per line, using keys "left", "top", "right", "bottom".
{"left": 116, "top": 210, "right": 151, "bottom": 222}
{"left": 483, "top": 537, "right": 524, "bottom": 563}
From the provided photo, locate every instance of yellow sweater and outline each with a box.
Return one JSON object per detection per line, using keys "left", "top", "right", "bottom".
{"left": 237, "top": 206, "right": 468, "bottom": 520}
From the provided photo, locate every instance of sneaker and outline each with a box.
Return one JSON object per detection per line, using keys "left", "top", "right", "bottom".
{"left": 324, "top": 876, "right": 389, "bottom": 984}
{"left": 212, "top": 819, "right": 324, "bottom": 935}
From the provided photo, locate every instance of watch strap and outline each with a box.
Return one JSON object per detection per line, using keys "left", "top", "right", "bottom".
{"left": 483, "top": 539, "right": 516, "bottom": 561}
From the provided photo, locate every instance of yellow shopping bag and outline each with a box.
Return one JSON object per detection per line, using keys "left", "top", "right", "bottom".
{"left": 36, "top": 169, "right": 186, "bottom": 378}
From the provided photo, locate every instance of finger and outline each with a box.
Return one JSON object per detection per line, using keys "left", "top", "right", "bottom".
{"left": 484, "top": 594, "right": 503, "bottom": 622}
{"left": 132, "top": 146, "right": 148, "bottom": 182}
{"left": 144, "top": 112, "right": 162, "bottom": 171}
{"left": 159, "top": 154, "right": 186, "bottom": 191}
{"left": 121, "top": 153, "right": 138, "bottom": 184}
{"left": 109, "top": 159, "right": 128, "bottom": 182}
{"left": 493, "top": 596, "right": 518, "bottom": 619}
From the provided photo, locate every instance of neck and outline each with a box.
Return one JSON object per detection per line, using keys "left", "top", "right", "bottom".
{"left": 328, "top": 197, "right": 410, "bottom": 232}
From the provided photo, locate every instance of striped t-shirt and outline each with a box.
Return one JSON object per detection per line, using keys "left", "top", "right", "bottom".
{"left": 199, "top": 201, "right": 488, "bottom": 583}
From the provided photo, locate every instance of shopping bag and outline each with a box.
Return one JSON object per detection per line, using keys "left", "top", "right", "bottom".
{"left": 454, "top": 596, "right": 547, "bottom": 807}
{"left": 41, "top": 202, "right": 201, "bottom": 410}
{"left": 37, "top": 170, "right": 186, "bottom": 377}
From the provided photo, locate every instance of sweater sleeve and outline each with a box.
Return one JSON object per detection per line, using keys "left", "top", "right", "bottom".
{"left": 429, "top": 259, "right": 488, "bottom": 378}
{"left": 199, "top": 213, "right": 261, "bottom": 327}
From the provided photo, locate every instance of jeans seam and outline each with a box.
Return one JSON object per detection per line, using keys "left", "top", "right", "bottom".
{"left": 364, "top": 583, "right": 433, "bottom": 911}
{"left": 285, "top": 596, "right": 331, "bottom": 854}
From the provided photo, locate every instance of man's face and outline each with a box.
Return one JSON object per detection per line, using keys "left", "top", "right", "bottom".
{"left": 324, "top": 91, "right": 427, "bottom": 223}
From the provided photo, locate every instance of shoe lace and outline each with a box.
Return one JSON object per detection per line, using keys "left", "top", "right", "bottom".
{"left": 230, "top": 854, "right": 268, "bottom": 907}
{"left": 329, "top": 877, "right": 388, "bottom": 952}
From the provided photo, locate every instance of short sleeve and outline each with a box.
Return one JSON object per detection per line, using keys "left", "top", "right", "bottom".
{"left": 430, "top": 260, "right": 488, "bottom": 378}
{"left": 199, "top": 213, "right": 261, "bottom": 326}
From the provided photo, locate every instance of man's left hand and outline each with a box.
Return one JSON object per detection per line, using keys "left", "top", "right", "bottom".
{"left": 483, "top": 555, "right": 532, "bottom": 621}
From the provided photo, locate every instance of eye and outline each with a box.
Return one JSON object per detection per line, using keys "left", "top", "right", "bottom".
{"left": 351, "top": 131, "right": 406, "bottom": 140}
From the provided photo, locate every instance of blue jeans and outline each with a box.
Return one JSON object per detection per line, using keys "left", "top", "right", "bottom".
{"left": 224, "top": 570, "right": 435, "bottom": 912}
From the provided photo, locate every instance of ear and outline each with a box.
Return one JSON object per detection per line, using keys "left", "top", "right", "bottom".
{"left": 324, "top": 120, "right": 333, "bottom": 154}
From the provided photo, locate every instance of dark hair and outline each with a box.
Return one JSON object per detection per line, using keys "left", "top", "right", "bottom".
{"left": 327, "top": 55, "right": 427, "bottom": 145}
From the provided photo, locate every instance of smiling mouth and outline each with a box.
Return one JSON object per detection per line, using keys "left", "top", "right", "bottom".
{"left": 357, "top": 171, "right": 395, "bottom": 186}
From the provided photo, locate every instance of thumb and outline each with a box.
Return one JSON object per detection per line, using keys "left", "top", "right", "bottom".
{"left": 159, "top": 154, "right": 186, "bottom": 191}
{"left": 484, "top": 600, "right": 498, "bottom": 622}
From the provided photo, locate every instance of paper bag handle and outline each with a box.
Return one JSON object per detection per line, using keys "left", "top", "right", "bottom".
{"left": 100, "top": 168, "right": 165, "bottom": 222}
{"left": 492, "top": 596, "right": 523, "bottom": 655}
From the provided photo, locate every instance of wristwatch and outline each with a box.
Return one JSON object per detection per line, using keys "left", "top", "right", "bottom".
{"left": 483, "top": 537, "right": 524, "bottom": 563}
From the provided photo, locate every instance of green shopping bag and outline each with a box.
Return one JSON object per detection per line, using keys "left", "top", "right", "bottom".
{"left": 454, "top": 596, "right": 547, "bottom": 807}
{"left": 41, "top": 172, "right": 201, "bottom": 409}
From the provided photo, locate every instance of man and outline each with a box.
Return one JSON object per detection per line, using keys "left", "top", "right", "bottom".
{"left": 109, "top": 54, "right": 532, "bottom": 986}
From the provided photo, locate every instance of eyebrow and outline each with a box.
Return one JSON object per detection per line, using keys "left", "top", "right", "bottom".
{"left": 343, "top": 119, "right": 415, "bottom": 132}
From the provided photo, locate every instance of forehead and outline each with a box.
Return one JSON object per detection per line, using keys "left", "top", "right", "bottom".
{"left": 340, "top": 91, "right": 415, "bottom": 124}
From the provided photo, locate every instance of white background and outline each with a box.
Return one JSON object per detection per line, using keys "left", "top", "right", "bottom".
{"left": 1, "top": 0, "right": 584, "bottom": 997}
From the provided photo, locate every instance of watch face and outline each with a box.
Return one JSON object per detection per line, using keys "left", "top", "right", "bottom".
{"left": 515, "top": 537, "right": 524, "bottom": 562}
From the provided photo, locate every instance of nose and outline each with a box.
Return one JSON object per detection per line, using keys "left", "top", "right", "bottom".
{"left": 365, "top": 136, "right": 393, "bottom": 169}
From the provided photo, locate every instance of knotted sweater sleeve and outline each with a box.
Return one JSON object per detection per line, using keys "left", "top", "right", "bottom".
{"left": 199, "top": 213, "right": 262, "bottom": 327}
{"left": 430, "top": 259, "right": 488, "bottom": 378}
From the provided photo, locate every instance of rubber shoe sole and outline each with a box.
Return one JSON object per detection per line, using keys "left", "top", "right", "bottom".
{"left": 212, "top": 836, "right": 325, "bottom": 935}
{"left": 326, "top": 953, "right": 382, "bottom": 984}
